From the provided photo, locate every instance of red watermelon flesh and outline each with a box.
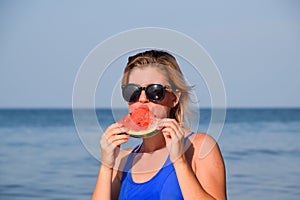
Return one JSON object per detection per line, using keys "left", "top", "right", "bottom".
{"left": 118, "top": 106, "right": 159, "bottom": 138}
{"left": 129, "top": 106, "right": 150, "bottom": 129}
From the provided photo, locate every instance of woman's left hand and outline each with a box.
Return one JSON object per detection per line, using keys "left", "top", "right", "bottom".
{"left": 159, "top": 118, "right": 186, "bottom": 163}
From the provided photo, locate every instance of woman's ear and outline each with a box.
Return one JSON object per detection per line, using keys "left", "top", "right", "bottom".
{"left": 172, "top": 91, "right": 181, "bottom": 108}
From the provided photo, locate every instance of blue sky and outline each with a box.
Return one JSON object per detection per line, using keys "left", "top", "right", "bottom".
{"left": 1, "top": 0, "right": 299, "bottom": 108}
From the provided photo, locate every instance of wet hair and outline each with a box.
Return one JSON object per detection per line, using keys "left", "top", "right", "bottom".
{"left": 121, "top": 49, "right": 192, "bottom": 125}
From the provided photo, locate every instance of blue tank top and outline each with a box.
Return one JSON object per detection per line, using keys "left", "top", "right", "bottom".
{"left": 118, "top": 132, "right": 194, "bottom": 200}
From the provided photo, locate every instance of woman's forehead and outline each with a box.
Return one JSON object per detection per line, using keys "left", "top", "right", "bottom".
{"left": 128, "top": 66, "right": 169, "bottom": 86}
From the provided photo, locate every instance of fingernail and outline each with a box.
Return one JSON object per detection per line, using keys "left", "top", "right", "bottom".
{"left": 157, "top": 120, "right": 164, "bottom": 129}
{"left": 117, "top": 123, "right": 124, "bottom": 127}
{"left": 120, "top": 127, "right": 128, "bottom": 132}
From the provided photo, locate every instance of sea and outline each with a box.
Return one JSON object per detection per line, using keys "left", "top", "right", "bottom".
{"left": 0, "top": 108, "right": 299, "bottom": 200}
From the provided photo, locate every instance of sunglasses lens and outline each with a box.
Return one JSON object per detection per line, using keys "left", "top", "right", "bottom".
{"left": 146, "top": 84, "right": 165, "bottom": 102}
{"left": 122, "top": 84, "right": 167, "bottom": 102}
{"left": 122, "top": 84, "right": 141, "bottom": 102}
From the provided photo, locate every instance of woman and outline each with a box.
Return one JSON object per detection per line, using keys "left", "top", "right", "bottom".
{"left": 92, "top": 50, "right": 226, "bottom": 199}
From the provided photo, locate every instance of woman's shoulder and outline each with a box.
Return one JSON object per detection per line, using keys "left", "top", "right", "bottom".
{"left": 186, "top": 132, "right": 217, "bottom": 146}
{"left": 185, "top": 132, "right": 222, "bottom": 160}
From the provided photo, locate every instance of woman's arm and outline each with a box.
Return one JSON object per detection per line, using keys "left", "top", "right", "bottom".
{"left": 160, "top": 119, "right": 226, "bottom": 200}
{"left": 174, "top": 134, "right": 226, "bottom": 200}
{"left": 92, "top": 166, "right": 123, "bottom": 200}
{"left": 91, "top": 123, "right": 129, "bottom": 200}
{"left": 92, "top": 165, "right": 114, "bottom": 200}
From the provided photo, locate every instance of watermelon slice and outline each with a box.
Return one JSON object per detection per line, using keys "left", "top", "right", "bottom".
{"left": 118, "top": 106, "right": 160, "bottom": 138}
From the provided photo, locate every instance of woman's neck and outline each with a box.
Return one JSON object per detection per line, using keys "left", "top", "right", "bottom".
{"left": 141, "top": 132, "right": 166, "bottom": 153}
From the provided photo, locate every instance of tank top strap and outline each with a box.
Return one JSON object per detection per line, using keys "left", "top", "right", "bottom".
{"left": 184, "top": 131, "right": 195, "bottom": 143}
{"left": 132, "top": 144, "right": 142, "bottom": 153}
{"left": 123, "top": 144, "right": 142, "bottom": 172}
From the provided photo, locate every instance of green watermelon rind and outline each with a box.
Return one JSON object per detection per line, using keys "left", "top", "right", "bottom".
{"left": 125, "top": 119, "right": 160, "bottom": 138}
{"left": 126, "top": 127, "right": 160, "bottom": 138}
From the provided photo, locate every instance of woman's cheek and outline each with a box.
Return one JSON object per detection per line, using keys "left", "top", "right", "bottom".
{"left": 151, "top": 106, "right": 169, "bottom": 119}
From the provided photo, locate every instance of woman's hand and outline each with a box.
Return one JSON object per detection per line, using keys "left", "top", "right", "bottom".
{"left": 100, "top": 123, "right": 130, "bottom": 168}
{"left": 159, "top": 119, "right": 186, "bottom": 163}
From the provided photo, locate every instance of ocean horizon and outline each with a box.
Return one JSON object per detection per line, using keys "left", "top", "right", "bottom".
{"left": 1, "top": 108, "right": 299, "bottom": 199}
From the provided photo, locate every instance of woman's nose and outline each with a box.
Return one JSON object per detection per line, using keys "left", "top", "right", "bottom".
{"left": 138, "top": 90, "right": 149, "bottom": 103}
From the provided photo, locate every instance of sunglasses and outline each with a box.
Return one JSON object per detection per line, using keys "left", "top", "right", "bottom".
{"left": 122, "top": 83, "right": 172, "bottom": 103}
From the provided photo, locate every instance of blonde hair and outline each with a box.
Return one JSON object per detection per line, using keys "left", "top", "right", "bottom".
{"left": 121, "top": 50, "right": 192, "bottom": 125}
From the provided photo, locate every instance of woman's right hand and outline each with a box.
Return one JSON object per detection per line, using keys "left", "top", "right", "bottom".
{"left": 100, "top": 123, "right": 130, "bottom": 168}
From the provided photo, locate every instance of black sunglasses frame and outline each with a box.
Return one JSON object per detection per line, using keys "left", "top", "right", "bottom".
{"left": 121, "top": 83, "right": 171, "bottom": 103}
